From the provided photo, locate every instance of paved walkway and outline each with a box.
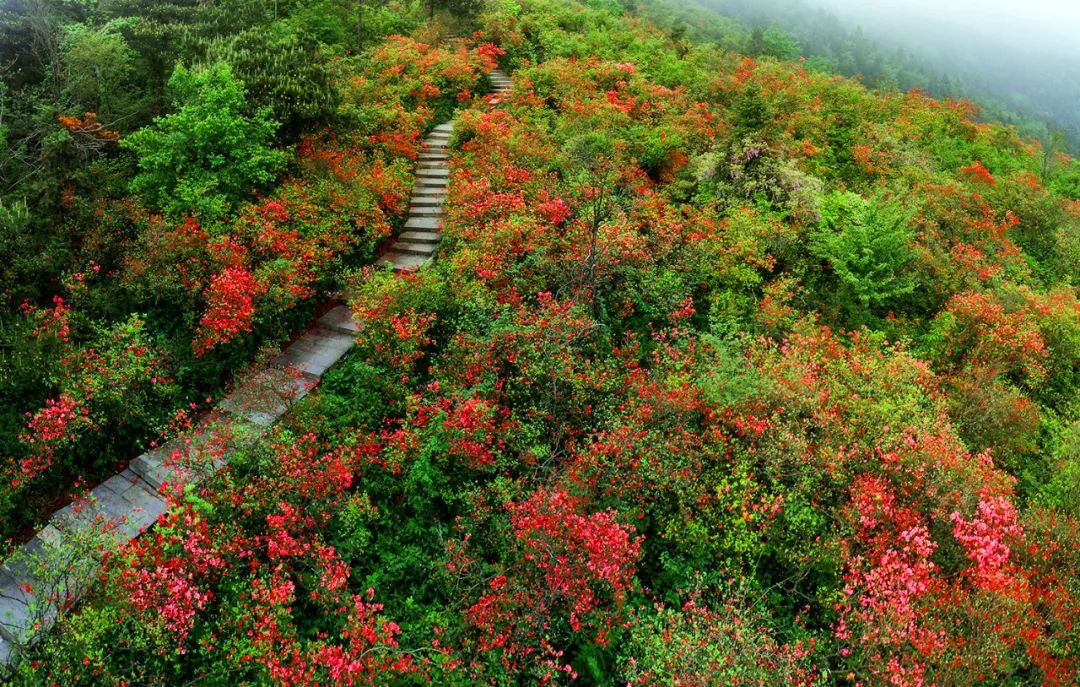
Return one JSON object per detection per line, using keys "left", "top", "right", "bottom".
{"left": 0, "top": 69, "right": 514, "bottom": 668}
{"left": 379, "top": 69, "right": 512, "bottom": 272}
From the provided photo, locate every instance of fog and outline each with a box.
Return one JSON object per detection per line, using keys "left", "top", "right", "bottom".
{"left": 815, "top": 0, "right": 1080, "bottom": 59}
{"left": 690, "top": 0, "right": 1080, "bottom": 150}
{"left": 809, "top": 0, "right": 1080, "bottom": 147}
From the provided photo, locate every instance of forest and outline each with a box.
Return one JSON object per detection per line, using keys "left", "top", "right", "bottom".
{"left": 632, "top": 0, "right": 1080, "bottom": 155}
{"left": 0, "top": 0, "right": 1078, "bottom": 684}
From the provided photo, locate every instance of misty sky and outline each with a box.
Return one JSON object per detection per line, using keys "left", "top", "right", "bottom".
{"left": 815, "top": 0, "right": 1080, "bottom": 58}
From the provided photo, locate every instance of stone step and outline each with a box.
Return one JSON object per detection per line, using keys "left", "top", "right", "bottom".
{"left": 392, "top": 241, "right": 437, "bottom": 257}
{"left": 98, "top": 472, "right": 168, "bottom": 533}
{"left": 432, "top": 124, "right": 453, "bottom": 132}
{"left": 126, "top": 407, "right": 230, "bottom": 490}
{"left": 410, "top": 205, "right": 443, "bottom": 216}
{"left": 400, "top": 230, "right": 441, "bottom": 244}
{"left": 317, "top": 305, "right": 361, "bottom": 335}
{"left": 0, "top": 569, "right": 36, "bottom": 643}
{"left": 418, "top": 152, "right": 449, "bottom": 160}
{"left": 418, "top": 160, "right": 449, "bottom": 169}
{"left": 379, "top": 251, "right": 429, "bottom": 272}
{"left": 412, "top": 179, "right": 447, "bottom": 190}
{"left": 130, "top": 439, "right": 201, "bottom": 490}
{"left": 410, "top": 196, "right": 445, "bottom": 207}
{"left": 411, "top": 196, "right": 446, "bottom": 205}
{"left": 0, "top": 525, "right": 99, "bottom": 644}
{"left": 219, "top": 367, "right": 312, "bottom": 426}
{"left": 405, "top": 216, "right": 444, "bottom": 231}
{"left": 49, "top": 479, "right": 158, "bottom": 551}
{"left": 417, "top": 170, "right": 450, "bottom": 180}
{"left": 270, "top": 324, "right": 355, "bottom": 379}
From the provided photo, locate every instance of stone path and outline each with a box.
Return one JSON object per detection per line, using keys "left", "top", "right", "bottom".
{"left": 0, "top": 70, "right": 513, "bottom": 669}
{"left": 379, "top": 69, "right": 512, "bottom": 272}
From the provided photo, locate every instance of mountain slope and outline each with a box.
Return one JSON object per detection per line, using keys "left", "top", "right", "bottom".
{"left": 3, "top": 0, "right": 1079, "bottom": 685}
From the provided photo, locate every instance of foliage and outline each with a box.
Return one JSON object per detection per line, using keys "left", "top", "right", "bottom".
{"left": 204, "top": 27, "right": 340, "bottom": 135}
{"left": 122, "top": 62, "right": 287, "bottom": 219}
{"left": 810, "top": 191, "right": 916, "bottom": 315}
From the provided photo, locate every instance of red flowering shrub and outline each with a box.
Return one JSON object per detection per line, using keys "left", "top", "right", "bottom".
{"left": 961, "top": 160, "right": 997, "bottom": 186}
{"left": 193, "top": 267, "right": 264, "bottom": 354}
{"left": 451, "top": 488, "right": 641, "bottom": 681}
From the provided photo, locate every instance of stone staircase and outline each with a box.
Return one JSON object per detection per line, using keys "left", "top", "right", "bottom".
{"left": 0, "top": 305, "right": 358, "bottom": 664}
{"left": 379, "top": 69, "right": 513, "bottom": 272}
{"left": 0, "top": 69, "right": 513, "bottom": 671}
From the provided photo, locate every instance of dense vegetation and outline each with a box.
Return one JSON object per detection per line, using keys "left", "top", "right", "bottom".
{"left": 0, "top": 0, "right": 491, "bottom": 538}
{"left": 633, "top": 0, "right": 1080, "bottom": 157}
{"left": 2, "top": 0, "right": 1079, "bottom": 685}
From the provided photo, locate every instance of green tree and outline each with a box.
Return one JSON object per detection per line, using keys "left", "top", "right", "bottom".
{"left": 60, "top": 21, "right": 143, "bottom": 125}
{"left": 205, "top": 27, "right": 338, "bottom": 136}
{"left": 810, "top": 191, "right": 916, "bottom": 314}
{"left": 121, "top": 62, "right": 286, "bottom": 219}
{"left": 762, "top": 26, "right": 799, "bottom": 60}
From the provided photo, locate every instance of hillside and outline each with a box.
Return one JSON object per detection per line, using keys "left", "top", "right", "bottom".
{"left": 1, "top": 0, "right": 1079, "bottom": 685}
{"left": 637, "top": 0, "right": 1080, "bottom": 155}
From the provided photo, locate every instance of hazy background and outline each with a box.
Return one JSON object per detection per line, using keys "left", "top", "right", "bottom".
{"left": 817, "top": 0, "right": 1080, "bottom": 58}
{"left": 677, "top": 0, "right": 1080, "bottom": 153}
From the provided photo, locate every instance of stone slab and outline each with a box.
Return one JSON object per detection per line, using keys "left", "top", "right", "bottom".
{"left": 379, "top": 251, "right": 430, "bottom": 272}
{"left": 405, "top": 216, "right": 445, "bottom": 230}
{"left": 399, "top": 230, "right": 441, "bottom": 244}
{"left": 219, "top": 367, "right": 312, "bottom": 426}
{"left": 417, "top": 168, "right": 450, "bottom": 178}
{"left": 391, "top": 241, "right": 437, "bottom": 257}
{"left": 317, "top": 305, "right": 361, "bottom": 335}
{"left": 50, "top": 482, "right": 142, "bottom": 550}
{"left": 130, "top": 444, "right": 198, "bottom": 491}
{"left": 414, "top": 179, "right": 449, "bottom": 189}
{"left": 410, "top": 205, "right": 444, "bottom": 216}
{"left": 5, "top": 526, "right": 97, "bottom": 594}
{"left": 0, "top": 569, "right": 33, "bottom": 643}
{"left": 0, "top": 523, "right": 99, "bottom": 645}
{"left": 410, "top": 196, "right": 445, "bottom": 207}
{"left": 99, "top": 474, "right": 166, "bottom": 533}
{"left": 127, "top": 409, "right": 232, "bottom": 489}
{"left": 270, "top": 325, "right": 355, "bottom": 378}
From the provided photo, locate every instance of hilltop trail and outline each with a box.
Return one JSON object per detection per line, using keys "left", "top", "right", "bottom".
{"left": 0, "top": 69, "right": 514, "bottom": 669}
{"left": 380, "top": 69, "right": 512, "bottom": 271}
